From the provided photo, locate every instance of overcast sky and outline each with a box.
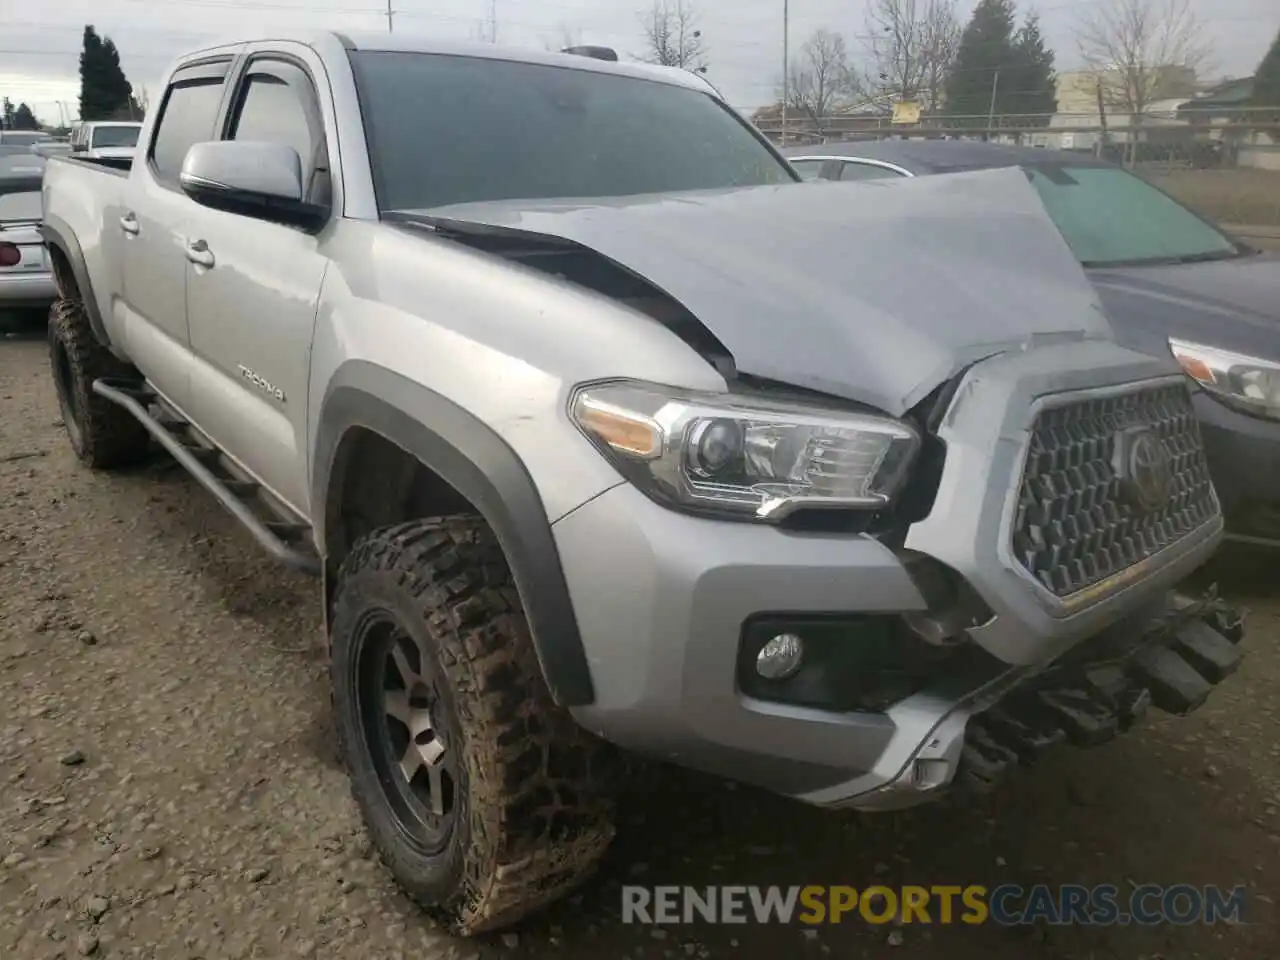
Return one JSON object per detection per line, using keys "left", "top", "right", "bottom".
{"left": 0, "top": 0, "right": 1275, "bottom": 124}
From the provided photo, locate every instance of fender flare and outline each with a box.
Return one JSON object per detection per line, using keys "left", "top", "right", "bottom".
{"left": 312, "top": 362, "right": 595, "bottom": 707}
{"left": 39, "top": 217, "right": 114, "bottom": 348}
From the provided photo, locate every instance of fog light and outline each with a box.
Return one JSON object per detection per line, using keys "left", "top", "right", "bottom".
{"left": 756, "top": 633, "right": 805, "bottom": 680}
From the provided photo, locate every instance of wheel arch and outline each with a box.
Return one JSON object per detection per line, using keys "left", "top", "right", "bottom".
{"left": 313, "top": 361, "right": 595, "bottom": 707}
{"left": 40, "top": 216, "right": 114, "bottom": 348}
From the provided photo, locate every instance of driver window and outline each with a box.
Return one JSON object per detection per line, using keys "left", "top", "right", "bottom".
{"left": 229, "top": 61, "right": 331, "bottom": 207}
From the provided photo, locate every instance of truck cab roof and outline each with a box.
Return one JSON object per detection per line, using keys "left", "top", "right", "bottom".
{"left": 173, "top": 30, "right": 719, "bottom": 98}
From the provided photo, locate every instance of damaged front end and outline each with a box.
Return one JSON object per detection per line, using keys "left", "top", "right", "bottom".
{"left": 820, "top": 340, "right": 1244, "bottom": 810}
{"left": 957, "top": 588, "right": 1245, "bottom": 794}
{"left": 393, "top": 168, "right": 1246, "bottom": 810}
{"left": 806, "top": 587, "right": 1246, "bottom": 813}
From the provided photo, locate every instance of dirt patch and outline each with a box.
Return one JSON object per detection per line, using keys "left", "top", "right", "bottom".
{"left": 1148, "top": 167, "right": 1280, "bottom": 227}
{"left": 2, "top": 333, "right": 1278, "bottom": 959}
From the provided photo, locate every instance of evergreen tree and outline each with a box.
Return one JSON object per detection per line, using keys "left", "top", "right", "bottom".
{"left": 1, "top": 98, "right": 14, "bottom": 129}
{"left": 79, "top": 25, "right": 135, "bottom": 121}
{"left": 1006, "top": 12, "right": 1057, "bottom": 123}
{"left": 1252, "top": 28, "right": 1280, "bottom": 108}
{"left": 943, "top": 0, "right": 1018, "bottom": 125}
{"left": 12, "top": 103, "right": 38, "bottom": 130}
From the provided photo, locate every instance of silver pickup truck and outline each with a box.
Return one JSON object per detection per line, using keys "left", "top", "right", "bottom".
{"left": 41, "top": 31, "right": 1245, "bottom": 935}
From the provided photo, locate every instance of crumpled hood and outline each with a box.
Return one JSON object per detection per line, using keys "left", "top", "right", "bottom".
{"left": 1089, "top": 251, "right": 1280, "bottom": 361}
{"left": 408, "top": 167, "right": 1115, "bottom": 415}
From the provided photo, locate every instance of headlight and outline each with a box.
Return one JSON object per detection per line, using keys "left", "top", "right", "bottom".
{"left": 570, "top": 381, "right": 920, "bottom": 521}
{"left": 1169, "top": 338, "right": 1280, "bottom": 422}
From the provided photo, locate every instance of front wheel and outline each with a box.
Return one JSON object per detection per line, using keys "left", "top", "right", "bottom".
{"left": 329, "top": 515, "right": 616, "bottom": 935}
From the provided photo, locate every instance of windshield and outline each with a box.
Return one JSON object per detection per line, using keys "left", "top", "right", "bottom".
{"left": 92, "top": 126, "right": 140, "bottom": 148}
{"left": 349, "top": 51, "right": 794, "bottom": 212}
{"left": 1023, "top": 165, "right": 1238, "bottom": 267}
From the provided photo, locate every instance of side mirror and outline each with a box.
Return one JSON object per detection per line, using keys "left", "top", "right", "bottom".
{"left": 178, "top": 141, "right": 328, "bottom": 232}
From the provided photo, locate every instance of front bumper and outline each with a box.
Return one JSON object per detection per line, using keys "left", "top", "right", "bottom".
{"left": 555, "top": 340, "right": 1236, "bottom": 809}
{"left": 1193, "top": 390, "right": 1280, "bottom": 547}
{"left": 0, "top": 271, "right": 56, "bottom": 306}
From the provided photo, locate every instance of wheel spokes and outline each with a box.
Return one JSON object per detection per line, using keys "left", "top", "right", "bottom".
{"left": 418, "top": 736, "right": 446, "bottom": 768}
{"left": 373, "top": 623, "right": 453, "bottom": 829}
{"left": 399, "top": 742, "right": 425, "bottom": 782}
{"left": 425, "top": 764, "right": 447, "bottom": 816}
{"left": 388, "top": 640, "right": 420, "bottom": 689}
{"left": 384, "top": 689, "right": 412, "bottom": 726}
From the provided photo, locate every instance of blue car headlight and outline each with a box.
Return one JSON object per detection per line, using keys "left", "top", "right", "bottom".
{"left": 1170, "top": 338, "right": 1280, "bottom": 423}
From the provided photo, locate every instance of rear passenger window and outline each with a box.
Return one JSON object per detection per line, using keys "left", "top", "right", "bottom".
{"left": 151, "top": 78, "right": 226, "bottom": 182}
{"left": 839, "top": 162, "right": 901, "bottom": 181}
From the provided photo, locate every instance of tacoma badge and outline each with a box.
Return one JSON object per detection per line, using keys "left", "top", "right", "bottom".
{"left": 237, "top": 364, "right": 285, "bottom": 403}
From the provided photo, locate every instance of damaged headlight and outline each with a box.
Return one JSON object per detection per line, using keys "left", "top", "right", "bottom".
{"left": 1169, "top": 338, "right": 1280, "bottom": 423}
{"left": 570, "top": 381, "right": 920, "bottom": 521}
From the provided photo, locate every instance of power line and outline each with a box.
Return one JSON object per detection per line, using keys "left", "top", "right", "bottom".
{"left": 75, "top": 0, "right": 379, "bottom": 12}
{"left": 0, "top": 48, "right": 178, "bottom": 61}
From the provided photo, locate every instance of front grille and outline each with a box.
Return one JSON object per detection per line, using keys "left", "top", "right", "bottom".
{"left": 1012, "top": 384, "right": 1217, "bottom": 598}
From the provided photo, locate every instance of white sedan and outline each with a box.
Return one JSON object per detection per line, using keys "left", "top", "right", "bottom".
{"left": 0, "top": 154, "right": 54, "bottom": 315}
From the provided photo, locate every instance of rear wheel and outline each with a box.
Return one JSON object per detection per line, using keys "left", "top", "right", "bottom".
{"left": 48, "top": 297, "right": 150, "bottom": 469}
{"left": 329, "top": 515, "right": 616, "bottom": 935}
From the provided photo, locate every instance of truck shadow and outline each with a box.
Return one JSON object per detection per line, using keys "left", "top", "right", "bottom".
{"left": 509, "top": 716, "right": 1276, "bottom": 958}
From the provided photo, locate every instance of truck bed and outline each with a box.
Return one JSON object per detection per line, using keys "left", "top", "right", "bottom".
{"left": 40, "top": 156, "right": 131, "bottom": 339}
{"left": 60, "top": 155, "right": 133, "bottom": 175}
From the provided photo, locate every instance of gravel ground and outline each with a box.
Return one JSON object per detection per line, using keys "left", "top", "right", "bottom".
{"left": 1, "top": 327, "right": 1278, "bottom": 960}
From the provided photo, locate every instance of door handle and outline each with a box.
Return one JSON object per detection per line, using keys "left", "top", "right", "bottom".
{"left": 119, "top": 213, "right": 139, "bottom": 235}
{"left": 185, "top": 239, "right": 215, "bottom": 269}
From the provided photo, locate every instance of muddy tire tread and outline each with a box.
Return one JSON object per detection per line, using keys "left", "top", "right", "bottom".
{"left": 48, "top": 297, "right": 149, "bottom": 469}
{"left": 331, "top": 515, "right": 616, "bottom": 935}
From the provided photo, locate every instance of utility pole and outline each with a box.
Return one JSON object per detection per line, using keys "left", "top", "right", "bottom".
{"left": 490, "top": 0, "right": 498, "bottom": 42}
{"left": 385, "top": 0, "right": 394, "bottom": 34}
{"left": 985, "top": 69, "right": 1000, "bottom": 138}
{"left": 1095, "top": 78, "right": 1110, "bottom": 158}
{"left": 780, "top": 0, "right": 789, "bottom": 145}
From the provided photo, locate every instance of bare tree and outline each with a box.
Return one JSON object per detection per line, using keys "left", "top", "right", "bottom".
{"left": 639, "top": 0, "right": 707, "bottom": 71}
{"left": 863, "top": 0, "right": 960, "bottom": 112}
{"left": 919, "top": 0, "right": 962, "bottom": 112}
{"left": 783, "top": 29, "right": 859, "bottom": 134}
{"left": 1075, "top": 0, "right": 1211, "bottom": 158}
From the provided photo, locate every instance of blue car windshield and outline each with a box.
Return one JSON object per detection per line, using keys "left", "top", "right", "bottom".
{"left": 1023, "top": 165, "right": 1239, "bottom": 267}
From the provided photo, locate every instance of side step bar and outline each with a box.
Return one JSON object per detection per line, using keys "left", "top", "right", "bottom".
{"left": 92, "top": 378, "right": 322, "bottom": 576}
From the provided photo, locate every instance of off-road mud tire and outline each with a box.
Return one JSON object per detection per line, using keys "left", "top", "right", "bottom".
{"left": 329, "top": 515, "right": 617, "bottom": 935}
{"left": 48, "top": 297, "right": 150, "bottom": 469}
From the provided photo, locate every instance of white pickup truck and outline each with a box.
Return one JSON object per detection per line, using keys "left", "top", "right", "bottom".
{"left": 40, "top": 30, "right": 1245, "bottom": 935}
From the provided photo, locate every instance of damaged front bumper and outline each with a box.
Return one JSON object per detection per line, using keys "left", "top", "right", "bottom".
{"left": 556, "top": 339, "right": 1243, "bottom": 810}
{"left": 835, "top": 589, "right": 1245, "bottom": 811}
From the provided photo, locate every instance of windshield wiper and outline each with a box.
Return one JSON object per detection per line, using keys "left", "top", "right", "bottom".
{"left": 1082, "top": 248, "right": 1247, "bottom": 269}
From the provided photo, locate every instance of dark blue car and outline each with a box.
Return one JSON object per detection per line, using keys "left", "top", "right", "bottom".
{"left": 783, "top": 139, "right": 1280, "bottom": 548}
